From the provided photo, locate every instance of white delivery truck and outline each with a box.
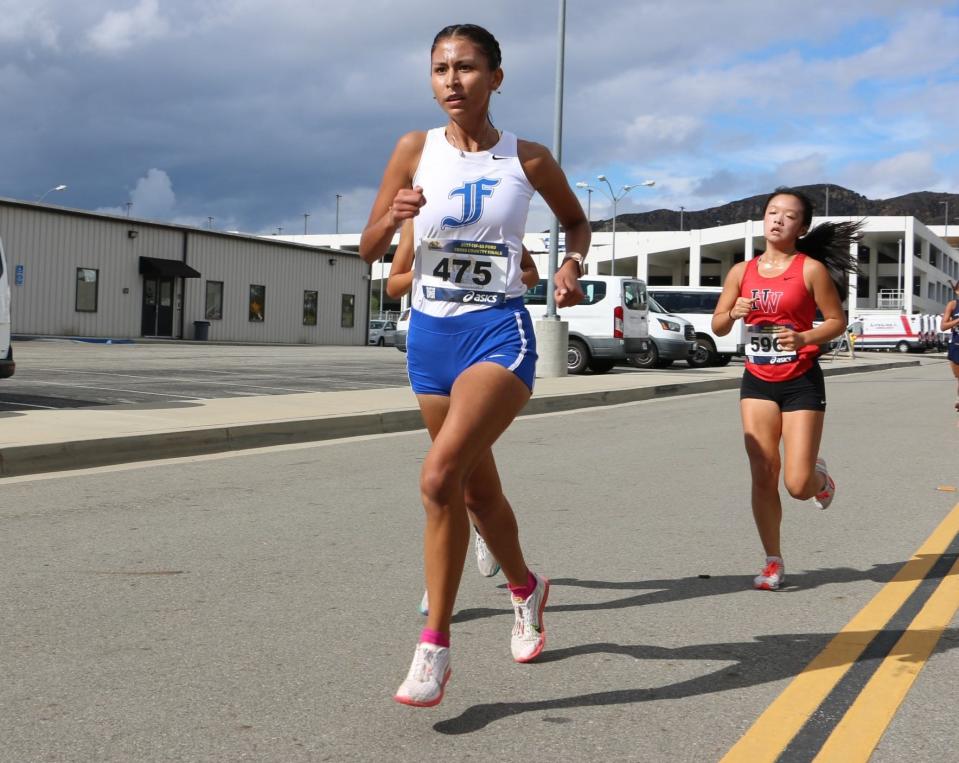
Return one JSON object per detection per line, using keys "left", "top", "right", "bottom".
{"left": 524, "top": 275, "right": 650, "bottom": 374}
{"left": 0, "top": 235, "right": 14, "bottom": 378}
{"left": 646, "top": 286, "right": 743, "bottom": 367}
{"left": 851, "top": 310, "right": 924, "bottom": 353}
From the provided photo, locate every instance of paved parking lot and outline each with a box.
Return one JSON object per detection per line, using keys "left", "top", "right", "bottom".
{"left": 0, "top": 340, "right": 418, "bottom": 411}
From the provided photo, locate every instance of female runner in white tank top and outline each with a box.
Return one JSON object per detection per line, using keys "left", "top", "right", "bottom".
{"left": 359, "top": 24, "right": 589, "bottom": 708}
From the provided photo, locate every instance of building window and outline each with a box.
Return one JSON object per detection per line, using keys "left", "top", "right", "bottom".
{"left": 303, "top": 290, "right": 318, "bottom": 326}
{"left": 249, "top": 284, "right": 265, "bottom": 322}
{"left": 76, "top": 268, "right": 99, "bottom": 312}
{"left": 205, "top": 280, "right": 223, "bottom": 320}
{"left": 857, "top": 274, "right": 870, "bottom": 299}
{"left": 341, "top": 293, "right": 355, "bottom": 328}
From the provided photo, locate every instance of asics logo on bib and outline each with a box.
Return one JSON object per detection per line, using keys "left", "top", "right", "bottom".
{"left": 462, "top": 292, "right": 499, "bottom": 304}
{"left": 750, "top": 288, "right": 783, "bottom": 313}
{"left": 441, "top": 178, "right": 501, "bottom": 229}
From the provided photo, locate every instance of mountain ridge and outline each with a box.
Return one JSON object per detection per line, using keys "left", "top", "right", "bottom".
{"left": 592, "top": 185, "right": 959, "bottom": 232}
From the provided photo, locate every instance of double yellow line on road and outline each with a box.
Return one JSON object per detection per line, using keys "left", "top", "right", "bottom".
{"left": 722, "top": 501, "right": 959, "bottom": 763}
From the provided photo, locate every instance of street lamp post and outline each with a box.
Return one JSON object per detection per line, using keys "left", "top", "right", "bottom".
{"left": 303, "top": 213, "right": 310, "bottom": 235}
{"left": 335, "top": 194, "right": 342, "bottom": 235}
{"left": 575, "top": 182, "right": 593, "bottom": 222}
{"left": 576, "top": 177, "right": 655, "bottom": 275}
{"left": 37, "top": 184, "right": 67, "bottom": 203}
{"left": 124, "top": 202, "right": 133, "bottom": 217}
{"left": 679, "top": 205, "right": 685, "bottom": 232}
{"left": 940, "top": 201, "right": 949, "bottom": 238}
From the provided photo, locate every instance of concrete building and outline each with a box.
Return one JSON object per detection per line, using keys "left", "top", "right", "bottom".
{"left": 283, "top": 214, "right": 959, "bottom": 316}
{"left": 0, "top": 199, "right": 370, "bottom": 344}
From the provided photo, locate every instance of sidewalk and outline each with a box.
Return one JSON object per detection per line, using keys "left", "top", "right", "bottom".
{"left": 0, "top": 354, "right": 920, "bottom": 477}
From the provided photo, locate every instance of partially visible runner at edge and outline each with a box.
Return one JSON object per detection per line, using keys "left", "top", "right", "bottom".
{"left": 942, "top": 280, "right": 959, "bottom": 412}
{"left": 359, "top": 23, "right": 589, "bottom": 707}
{"left": 712, "top": 187, "right": 861, "bottom": 591}
{"left": 387, "top": 221, "right": 542, "bottom": 613}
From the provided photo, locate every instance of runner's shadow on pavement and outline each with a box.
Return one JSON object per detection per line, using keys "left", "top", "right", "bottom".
{"left": 451, "top": 559, "right": 923, "bottom": 624}
{"left": 434, "top": 626, "right": 959, "bottom": 735}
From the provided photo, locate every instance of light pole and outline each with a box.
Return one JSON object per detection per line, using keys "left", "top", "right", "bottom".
{"left": 940, "top": 201, "right": 949, "bottom": 238}
{"left": 207, "top": 216, "right": 214, "bottom": 230}
{"left": 335, "top": 194, "right": 342, "bottom": 234}
{"left": 303, "top": 213, "right": 310, "bottom": 235}
{"left": 579, "top": 177, "right": 655, "bottom": 275}
{"left": 575, "top": 182, "right": 593, "bottom": 223}
{"left": 824, "top": 184, "right": 830, "bottom": 216}
{"left": 124, "top": 202, "right": 133, "bottom": 217}
{"left": 679, "top": 205, "right": 685, "bottom": 231}
{"left": 37, "top": 184, "right": 67, "bottom": 203}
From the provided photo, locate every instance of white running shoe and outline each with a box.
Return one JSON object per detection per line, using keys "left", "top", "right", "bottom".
{"left": 393, "top": 642, "right": 451, "bottom": 708}
{"left": 474, "top": 528, "right": 501, "bottom": 577}
{"left": 418, "top": 590, "right": 429, "bottom": 616}
{"left": 813, "top": 457, "right": 835, "bottom": 510}
{"left": 510, "top": 572, "right": 549, "bottom": 663}
{"left": 753, "top": 556, "right": 785, "bottom": 591}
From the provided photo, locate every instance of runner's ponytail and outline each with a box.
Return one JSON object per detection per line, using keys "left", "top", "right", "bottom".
{"left": 766, "top": 187, "right": 863, "bottom": 301}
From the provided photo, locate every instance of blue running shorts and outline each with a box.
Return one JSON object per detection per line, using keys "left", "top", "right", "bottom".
{"left": 949, "top": 342, "right": 959, "bottom": 365}
{"left": 407, "top": 297, "right": 537, "bottom": 396}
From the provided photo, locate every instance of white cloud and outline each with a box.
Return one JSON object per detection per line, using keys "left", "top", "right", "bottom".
{"left": 0, "top": 1, "right": 59, "bottom": 50}
{"left": 96, "top": 168, "right": 176, "bottom": 219}
{"left": 840, "top": 151, "right": 942, "bottom": 199}
{"left": 86, "top": 0, "right": 170, "bottom": 54}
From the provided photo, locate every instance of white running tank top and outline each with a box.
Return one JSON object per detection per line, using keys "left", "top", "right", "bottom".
{"left": 411, "top": 127, "right": 535, "bottom": 317}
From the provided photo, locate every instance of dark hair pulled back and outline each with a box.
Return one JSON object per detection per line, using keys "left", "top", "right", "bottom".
{"left": 431, "top": 24, "right": 502, "bottom": 70}
{"left": 764, "top": 186, "right": 863, "bottom": 300}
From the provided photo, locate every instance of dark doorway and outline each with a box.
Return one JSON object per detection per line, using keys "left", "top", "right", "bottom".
{"left": 141, "top": 277, "right": 175, "bottom": 336}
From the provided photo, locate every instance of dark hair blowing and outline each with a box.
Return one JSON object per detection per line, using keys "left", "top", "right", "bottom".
{"left": 431, "top": 24, "right": 502, "bottom": 70}
{"left": 764, "top": 186, "right": 863, "bottom": 300}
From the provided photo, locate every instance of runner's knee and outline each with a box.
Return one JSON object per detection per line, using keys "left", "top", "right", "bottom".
{"left": 420, "top": 459, "right": 464, "bottom": 509}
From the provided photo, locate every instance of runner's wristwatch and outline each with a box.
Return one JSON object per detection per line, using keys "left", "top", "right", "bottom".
{"left": 562, "top": 252, "right": 585, "bottom": 276}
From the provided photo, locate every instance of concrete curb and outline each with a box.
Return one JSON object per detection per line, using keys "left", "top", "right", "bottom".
{"left": 0, "top": 360, "right": 920, "bottom": 478}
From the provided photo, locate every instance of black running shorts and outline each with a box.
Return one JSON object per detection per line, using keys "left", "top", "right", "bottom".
{"left": 740, "top": 362, "right": 826, "bottom": 412}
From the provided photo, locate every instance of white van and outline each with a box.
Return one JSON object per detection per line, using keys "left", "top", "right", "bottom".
{"left": 646, "top": 286, "right": 742, "bottom": 367}
{"left": 0, "top": 235, "right": 14, "bottom": 378}
{"left": 630, "top": 295, "right": 697, "bottom": 369}
{"left": 851, "top": 310, "right": 924, "bottom": 353}
{"left": 525, "top": 276, "right": 649, "bottom": 374}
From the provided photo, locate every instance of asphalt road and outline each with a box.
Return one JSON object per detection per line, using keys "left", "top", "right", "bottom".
{"left": 0, "top": 339, "right": 691, "bottom": 412}
{"left": 1, "top": 360, "right": 957, "bottom": 761}
{"left": 0, "top": 340, "right": 413, "bottom": 411}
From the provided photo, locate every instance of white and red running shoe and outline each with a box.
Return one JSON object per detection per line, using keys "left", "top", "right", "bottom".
{"left": 394, "top": 642, "right": 451, "bottom": 708}
{"left": 754, "top": 556, "right": 785, "bottom": 591}
{"left": 813, "top": 457, "right": 835, "bottom": 510}
{"left": 474, "top": 529, "right": 501, "bottom": 578}
{"left": 510, "top": 573, "right": 550, "bottom": 663}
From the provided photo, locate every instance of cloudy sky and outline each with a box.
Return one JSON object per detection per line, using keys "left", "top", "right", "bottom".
{"left": 2, "top": 0, "right": 958, "bottom": 234}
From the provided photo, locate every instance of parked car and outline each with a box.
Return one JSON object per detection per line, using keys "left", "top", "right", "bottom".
{"left": 394, "top": 308, "right": 411, "bottom": 352}
{"left": 629, "top": 296, "right": 696, "bottom": 369}
{"left": 368, "top": 319, "right": 397, "bottom": 347}
{"left": 0, "top": 235, "right": 14, "bottom": 378}
{"left": 646, "top": 286, "right": 742, "bottom": 367}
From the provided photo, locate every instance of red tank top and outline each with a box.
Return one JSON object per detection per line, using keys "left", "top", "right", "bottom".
{"left": 740, "top": 253, "right": 819, "bottom": 382}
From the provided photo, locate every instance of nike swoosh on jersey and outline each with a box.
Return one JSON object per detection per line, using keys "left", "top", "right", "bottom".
{"left": 491, "top": 155, "right": 510, "bottom": 160}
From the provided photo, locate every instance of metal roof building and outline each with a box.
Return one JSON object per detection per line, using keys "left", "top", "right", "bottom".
{"left": 0, "top": 199, "right": 370, "bottom": 344}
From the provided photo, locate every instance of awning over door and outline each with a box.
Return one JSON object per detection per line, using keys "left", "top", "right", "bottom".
{"left": 139, "top": 256, "right": 201, "bottom": 279}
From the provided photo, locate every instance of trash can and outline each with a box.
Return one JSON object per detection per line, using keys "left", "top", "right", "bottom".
{"left": 193, "top": 320, "right": 211, "bottom": 341}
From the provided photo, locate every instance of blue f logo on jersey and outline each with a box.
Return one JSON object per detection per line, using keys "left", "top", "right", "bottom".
{"left": 441, "top": 178, "right": 500, "bottom": 229}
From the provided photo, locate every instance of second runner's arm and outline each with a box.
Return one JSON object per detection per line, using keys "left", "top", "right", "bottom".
{"left": 712, "top": 262, "right": 750, "bottom": 336}
{"left": 386, "top": 221, "right": 415, "bottom": 298}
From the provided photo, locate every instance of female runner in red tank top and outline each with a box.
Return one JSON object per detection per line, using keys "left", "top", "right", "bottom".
{"left": 712, "top": 188, "right": 861, "bottom": 591}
